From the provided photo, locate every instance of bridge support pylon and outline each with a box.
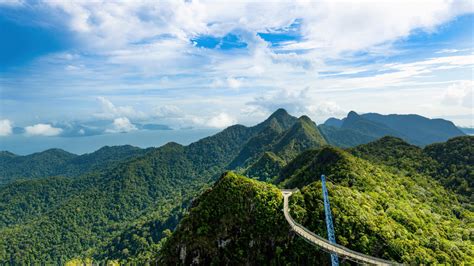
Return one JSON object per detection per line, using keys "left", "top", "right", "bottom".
{"left": 321, "top": 174, "right": 339, "bottom": 266}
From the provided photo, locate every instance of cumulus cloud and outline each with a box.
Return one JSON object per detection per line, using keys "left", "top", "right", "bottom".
{"left": 210, "top": 77, "right": 243, "bottom": 90}
{"left": 24, "top": 123, "right": 63, "bottom": 136}
{"left": 441, "top": 81, "right": 473, "bottom": 108}
{"left": 0, "top": 119, "right": 13, "bottom": 136}
{"left": 42, "top": 0, "right": 472, "bottom": 54}
{"left": 154, "top": 105, "right": 184, "bottom": 118}
{"left": 203, "top": 113, "right": 237, "bottom": 129}
{"left": 1, "top": 1, "right": 472, "bottom": 127}
{"left": 96, "top": 96, "right": 145, "bottom": 119}
{"left": 106, "top": 117, "right": 137, "bottom": 133}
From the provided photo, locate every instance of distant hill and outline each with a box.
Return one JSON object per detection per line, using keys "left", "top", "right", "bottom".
{"left": 323, "top": 111, "right": 465, "bottom": 146}
{"left": 0, "top": 149, "right": 78, "bottom": 185}
{"left": 0, "top": 145, "right": 150, "bottom": 186}
{"left": 318, "top": 124, "right": 375, "bottom": 148}
{"left": 424, "top": 136, "right": 473, "bottom": 201}
{"left": 458, "top": 127, "right": 474, "bottom": 135}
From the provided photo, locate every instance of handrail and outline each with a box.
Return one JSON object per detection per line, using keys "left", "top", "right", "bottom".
{"left": 282, "top": 190, "right": 400, "bottom": 266}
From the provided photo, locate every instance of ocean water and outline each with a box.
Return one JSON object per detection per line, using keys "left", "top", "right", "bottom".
{"left": 0, "top": 129, "right": 219, "bottom": 155}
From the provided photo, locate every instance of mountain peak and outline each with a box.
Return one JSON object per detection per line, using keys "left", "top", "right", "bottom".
{"left": 270, "top": 108, "right": 290, "bottom": 118}
{"left": 256, "top": 108, "right": 297, "bottom": 132}
{"left": 347, "top": 110, "right": 359, "bottom": 119}
{"left": 298, "top": 115, "right": 314, "bottom": 124}
{"left": 267, "top": 108, "right": 292, "bottom": 120}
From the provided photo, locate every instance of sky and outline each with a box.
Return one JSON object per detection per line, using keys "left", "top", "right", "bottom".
{"left": 0, "top": 0, "right": 473, "bottom": 140}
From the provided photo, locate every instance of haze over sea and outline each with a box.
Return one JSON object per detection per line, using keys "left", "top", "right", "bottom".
{"left": 0, "top": 129, "right": 218, "bottom": 155}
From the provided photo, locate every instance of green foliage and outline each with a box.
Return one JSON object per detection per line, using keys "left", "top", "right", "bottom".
{"left": 0, "top": 145, "right": 150, "bottom": 185}
{"left": 350, "top": 136, "right": 473, "bottom": 203}
{"left": 0, "top": 149, "right": 77, "bottom": 185}
{"left": 229, "top": 113, "right": 326, "bottom": 169}
{"left": 349, "top": 136, "right": 438, "bottom": 176}
{"left": 424, "top": 136, "right": 473, "bottom": 200}
{"left": 0, "top": 123, "right": 258, "bottom": 263}
{"left": 245, "top": 152, "right": 285, "bottom": 182}
{"left": 158, "top": 172, "right": 325, "bottom": 265}
{"left": 282, "top": 146, "right": 473, "bottom": 264}
{"left": 318, "top": 124, "right": 375, "bottom": 148}
{"left": 1, "top": 110, "right": 471, "bottom": 264}
{"left": 0, "top": 109, "right": 323, "bottom": 263}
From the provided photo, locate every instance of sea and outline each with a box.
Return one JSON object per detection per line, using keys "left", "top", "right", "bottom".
{"left": 0, "top": 129, "right": 219, "bottom": 155}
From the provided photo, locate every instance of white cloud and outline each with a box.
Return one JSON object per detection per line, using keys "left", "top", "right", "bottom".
{"left": 204, "top": 113, "right": 237, "bottom": 129}
{"left": 25, "top": 123, "right": 63, "bottom": 136}
{"left": 96, "top": 96, "right": 146, "bottom": 119}
{"left": 42, "top": 0, "right": 472, "bottom": 54}
{"left": 211, "top": 77, "right": 243, "bottom": 89}
{"left": 0, "top": 119, "right": 13, "bottom": 136}
{"left": 226, "top": 77, "right": 242, "bottom": 90}
{"left": 154, "top": 105, "right": 185, "bottom": 118}
{"left": 106, "top": 117, "right": 137, "bottom": 133}
{"left": 1, "top": 1, "right": 472, "bottom": 127}
{"left": 441, "top": 81, "right": 473, "bottom": 108}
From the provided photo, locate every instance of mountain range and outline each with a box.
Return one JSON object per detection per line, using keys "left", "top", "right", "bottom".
{"left": 0, "top": 109, "right": 471, "bottom": 264}
{"left": 322, "top": 111, "right": 465, "bottom": 146}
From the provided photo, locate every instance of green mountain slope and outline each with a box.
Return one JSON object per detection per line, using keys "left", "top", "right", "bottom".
{"left": 244, "top": 152, "right": 285, "bottom": 182}
{"left": 1, "top": 110, "right": 471, "bottom": 264}
{"left": 318, "top": 124, "right": 375, "bottom": 148}
{"left": 271, "top": 115, "right": 327, "bottom": 161}
{"left": 350, "top": 136, "right": 473, "bottom": 202}
{"left": 349, "top": 136, "right": 438, "bottom": 176}
{"left": 158, "top": 172, "right": 323, "bottom": 265}
{"left": 0, "top": 149, "right": 77, "bottom": 184}
{"left": 0, "top": 123, "right": 256, "bottom": 263}
{"left": 0, "top": 109, "right": 323, "bottom": 263}
{"left": 230, "top": 114, "right": 326, "bottom": 176}
{"left": 424, "top": 136, "right": 473, "bottom": 200}
{"left": 161, "top": 146, "right": 473, "bottom": 264}
{"left": 0, "top": 145, "right": 150, "bottom": 186}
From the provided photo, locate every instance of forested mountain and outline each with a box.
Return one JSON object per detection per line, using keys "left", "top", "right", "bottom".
{"left": 160, "top": 145, "right": 473, "bottom": 264}
{"left": 0, "top": 145, "right": 150, "bottom": 185}
{"left": 159, "top": 172, "right": 324, "bottom": 265}
{"left": 0, "top": 149, "right": 77, "bottom": 185}
{"left": 350, "top": 136, "right": 473, "bottom": 202}
{"left": 424, "top": 136, "right": 473, "bottom": 200}
{"left": 0, "top": 109, "right": 330, "bottom": 264}
{"left": 318, "top": 124, "right": 375, "bottom": 148}
{"left": 0, "top": 109, "right": 472, "bottom": 264}
{"left": 324, "top": 111, "right": 465, "bottom": 146}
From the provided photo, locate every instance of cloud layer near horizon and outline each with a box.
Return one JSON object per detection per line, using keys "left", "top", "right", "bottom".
{"left": 0, "top": 0, "right": 473, "bottom": 135}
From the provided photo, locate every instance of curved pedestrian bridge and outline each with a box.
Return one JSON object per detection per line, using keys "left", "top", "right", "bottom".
{"left": 282, "top": 189, "right": 399, "bottom": 266}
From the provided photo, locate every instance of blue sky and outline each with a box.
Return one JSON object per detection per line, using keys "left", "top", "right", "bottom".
{"left": 0, "top": 0, "right": 473, "bottom": 139}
